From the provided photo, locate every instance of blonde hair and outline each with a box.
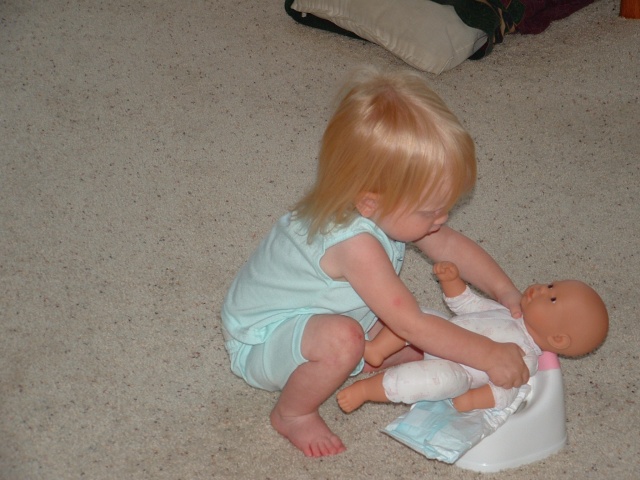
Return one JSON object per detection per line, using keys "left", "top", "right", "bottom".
{"left": 294, "top": 67, "right": 476, "bottom": 240}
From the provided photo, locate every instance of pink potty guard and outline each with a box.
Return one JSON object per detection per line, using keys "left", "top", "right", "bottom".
{"left": 455, "top": 351, "right": 567, "bottom": 472}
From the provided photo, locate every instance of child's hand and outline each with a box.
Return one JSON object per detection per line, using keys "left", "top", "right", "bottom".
{"left": 433, "top": 261, "right": 459, "bottom": 282}
{"left": 497, "top": 289, "right": 523, "bottom": 319}
{"left": 485, "top": 342, "right": 529, "bottom": 389}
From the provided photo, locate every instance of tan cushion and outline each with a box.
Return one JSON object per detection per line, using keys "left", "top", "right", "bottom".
{"left": 291, "top": 0, "right": 487, "bottom": 74}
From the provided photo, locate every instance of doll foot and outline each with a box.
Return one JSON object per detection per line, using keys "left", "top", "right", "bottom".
{"left": 337, "top": 385, "right": 366, "bottom": 413}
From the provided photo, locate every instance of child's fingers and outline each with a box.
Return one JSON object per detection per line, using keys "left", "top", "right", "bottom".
{"left": 509, "top": 305, "right": 523, "bottom": 319}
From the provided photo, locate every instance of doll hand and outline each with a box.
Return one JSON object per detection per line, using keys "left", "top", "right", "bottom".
{"left": 497, "top": 289, "right": 523, "bottom": 319}
{"left": 433, "top": 261, "right": 459, "bottom": 282}
{"left": 485, "top": 342, "right": 529, "bottom": 389}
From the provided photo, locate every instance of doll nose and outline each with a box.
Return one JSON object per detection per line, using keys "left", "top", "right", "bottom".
{"left": 528, "top": 284, "right": 546, "bottom": 300}
{"left": 534, "top": 284, "right": 554, "bottom": 299}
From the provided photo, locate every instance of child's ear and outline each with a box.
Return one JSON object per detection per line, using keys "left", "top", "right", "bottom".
{"left": 356, "top": 193, "right": 379, "bottom": 218}
{"left": 547, "top": 333, "right": 572, "bottom": 351}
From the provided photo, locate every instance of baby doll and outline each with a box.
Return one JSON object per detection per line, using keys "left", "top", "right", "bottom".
{"left": 337, "top": 261, "right": 609, "bottom": 413}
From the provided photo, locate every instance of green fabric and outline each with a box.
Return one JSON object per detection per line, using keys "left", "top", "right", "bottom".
{"left": 221, "top": 213, "right": 405, "bottom": 346}
{"left": 431, "top": 0, "right": 525, "bottom": 58}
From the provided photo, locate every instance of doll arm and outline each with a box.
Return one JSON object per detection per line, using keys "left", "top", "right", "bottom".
{"left": 452, "top": 384, "right": 496, "bottom": 412}
{"left": 435, "top": 261, "right": 505, "bottom": 315}
{"left": 433, "top": 261, "right": 467, "bottom": 298}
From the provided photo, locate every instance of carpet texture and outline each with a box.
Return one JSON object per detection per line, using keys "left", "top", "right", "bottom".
{"left": 1, "top": 1, "right": 638, "bottom": 479}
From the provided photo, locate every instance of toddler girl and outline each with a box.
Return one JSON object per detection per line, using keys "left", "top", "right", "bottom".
{"left": 221, "top": 67, "right": 528, "bottom": 457}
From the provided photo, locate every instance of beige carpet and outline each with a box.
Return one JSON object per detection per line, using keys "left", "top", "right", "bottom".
{"left": 1, "top": 1, "right": 639, "bottom": 478}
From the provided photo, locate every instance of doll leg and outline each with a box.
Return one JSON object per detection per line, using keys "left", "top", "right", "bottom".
{"left": 364, "top": 325, "right": 407, "bottom": 367}
{"left": 381, "top": 358, "right": 473, "bottom": 404}
{"left": 452, "top": 384, "right": 496, "bottom": 411}
{"left": 337, "top": 372, "right": 388, "bottom": 413}
{"left": 338, "top": 358, "right": 473, "bottom": 412}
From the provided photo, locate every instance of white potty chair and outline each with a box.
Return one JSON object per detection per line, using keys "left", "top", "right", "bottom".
{"left": 455, "top": 351, "right": 567, "bottom": 472}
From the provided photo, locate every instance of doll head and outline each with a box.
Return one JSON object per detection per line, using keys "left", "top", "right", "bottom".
{"left": 293, "top": 67, "right": 476, "bottom": 240}
{"left": 521, "top": 280, "right": 609, "bottom": 357}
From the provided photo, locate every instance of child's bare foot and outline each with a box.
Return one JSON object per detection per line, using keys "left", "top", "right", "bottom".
{"left": 270, "top": 408, "right": 346, "bottom": 457}
{"left": 336, "top": 383, "right": 367, "bottom": 413}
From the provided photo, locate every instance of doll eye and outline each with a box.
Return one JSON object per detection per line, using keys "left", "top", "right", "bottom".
{"left": 550, "top": 297, "right": 557, "bottom": 303}
{"left": 547, "top": 284, "right": 554, "bottom": 289}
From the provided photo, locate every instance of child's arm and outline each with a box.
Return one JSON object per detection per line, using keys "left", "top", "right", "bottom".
{"left": 324, "top": 233, "right": 529, "bottom": 389}
{"left": 416, "top": 226, "right": 523, "bottom": 318}
{"left": 365, "top": 262, "right": 464, "bottom": 367}
{"left": 365, "top": 262, "right": 474, "bottom": 368}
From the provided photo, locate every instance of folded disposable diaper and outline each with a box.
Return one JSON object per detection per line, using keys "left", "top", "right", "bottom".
{"left": 383, "top": 384, "right": 530, "bottom": 464}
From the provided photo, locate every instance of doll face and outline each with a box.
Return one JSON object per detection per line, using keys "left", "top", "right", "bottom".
{"left": 519, "top": 281, "right": 573, "bottom": 353}
{"left": 520, "top": 280, "right": 608, "bottom": 356}
{"left": 520, "top": 282, "right": 570, "bottom": 331}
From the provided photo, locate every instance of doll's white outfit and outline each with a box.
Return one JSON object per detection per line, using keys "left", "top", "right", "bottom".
{"left": 382, "top": 286, "right": 541, "bottom": 409}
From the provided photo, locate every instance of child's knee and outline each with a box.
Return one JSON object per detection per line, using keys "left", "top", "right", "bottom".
{"left": 325, "top": 317, "right": 365, "bottom": 364}
{"left": 303, "top": 315, "right": 365, "bottom": 370}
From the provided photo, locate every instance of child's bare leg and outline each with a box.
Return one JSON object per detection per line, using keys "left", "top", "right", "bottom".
{"left": 364, "top": 326, "right": 406, "bottom": 367}
{"left": 270, "top": 314, "right": 364, "bottom": 457}
{"left": 336, "top": 373, "right": 389, "bottom": 413}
